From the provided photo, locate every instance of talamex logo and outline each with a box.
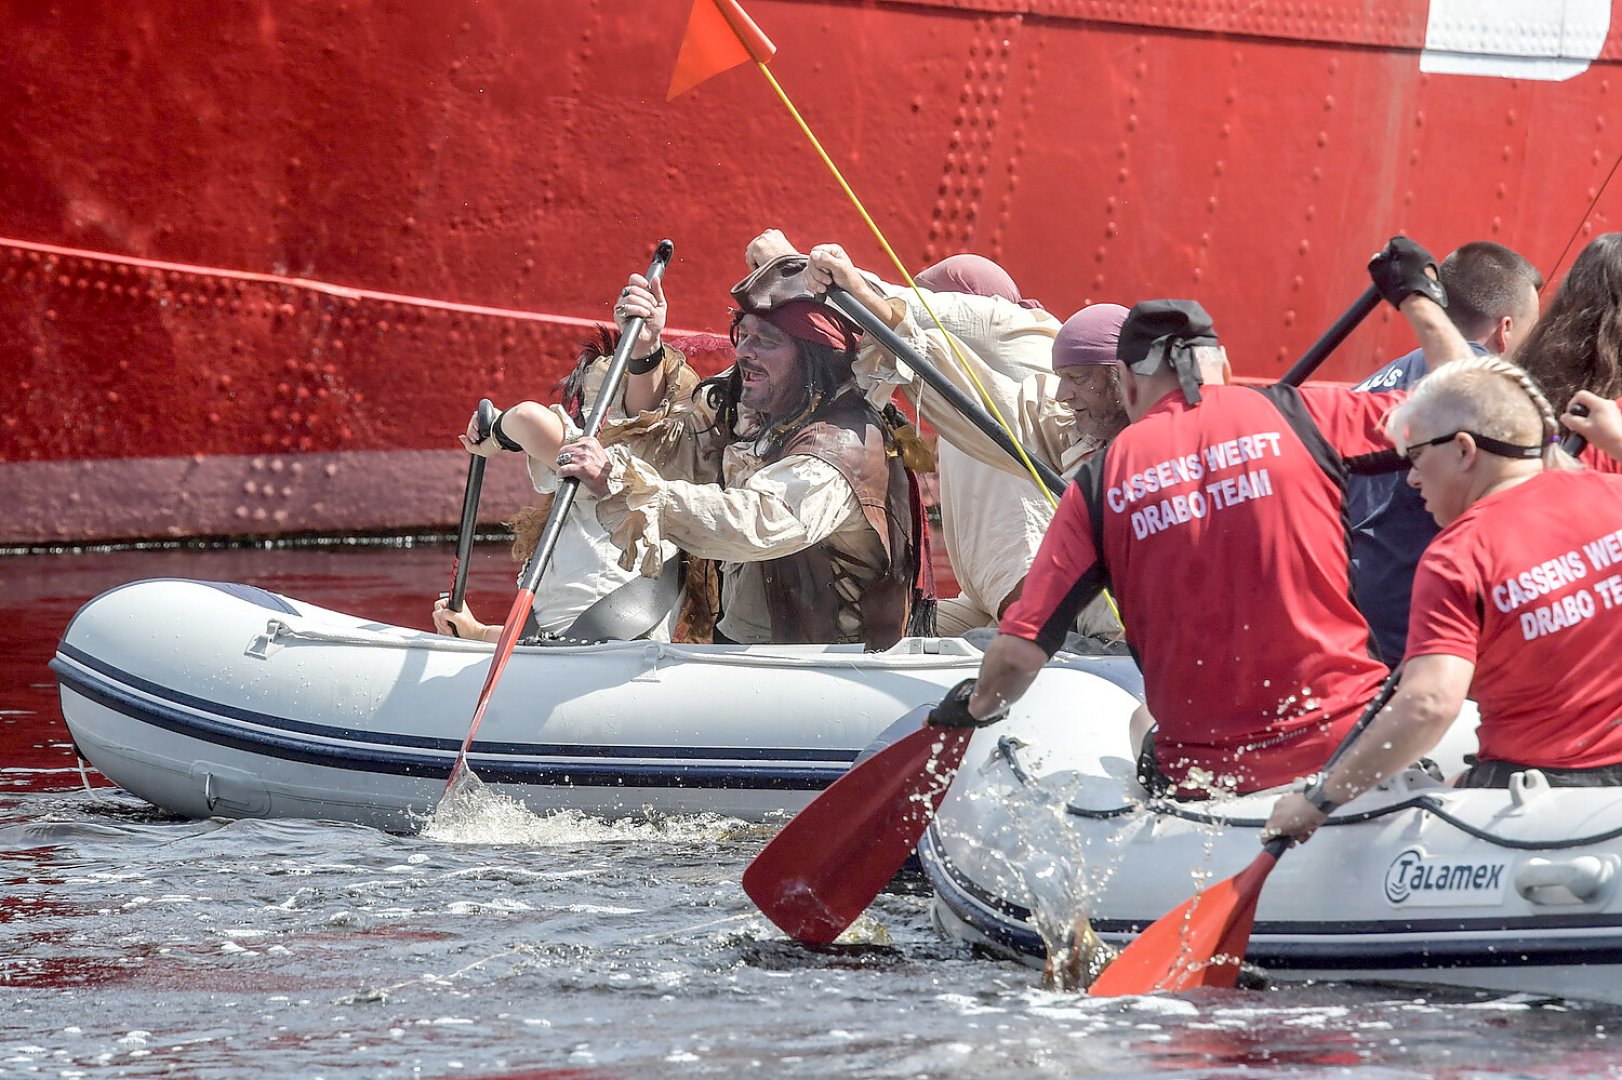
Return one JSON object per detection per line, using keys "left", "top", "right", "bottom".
{"left": 1384, "top": 847, "right": 1509, "bottom": 906}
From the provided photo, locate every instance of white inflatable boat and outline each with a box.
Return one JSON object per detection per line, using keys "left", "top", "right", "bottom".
{"left": 921, "top": 706, "right": 1622, "bottom": 1005}
{"left": 51, "top": 578, "right": 1145, "bottom": 831}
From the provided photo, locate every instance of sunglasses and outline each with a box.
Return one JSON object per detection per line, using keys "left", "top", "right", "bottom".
{"left": 1404, "top": 430, "right": 1544, "bottom": 465}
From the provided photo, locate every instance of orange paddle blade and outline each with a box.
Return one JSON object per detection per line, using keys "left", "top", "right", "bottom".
{"left": 743, "top": 716, "right": 972, "bottom": 944}
{"left": 1088, "top": 838, "right": 1288, "bottom": 996}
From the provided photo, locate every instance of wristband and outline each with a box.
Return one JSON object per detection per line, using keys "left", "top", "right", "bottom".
{"left": 1301, "top": 776, "right": 1341, "bottom": 815}
{"left": 490, "top": 410, "right": 525, "bottom": 453}
{"left": 625, "top": 345, "right": 664, "bottom": 375}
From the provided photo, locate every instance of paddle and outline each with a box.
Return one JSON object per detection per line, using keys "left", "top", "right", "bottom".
{"left": 437, "top": 239, "right": 675, "bottom": 801}
{"left": 824, "top": 285, "right": 1066, "bottom": 496}
{"left": 442, "top": 398, "right": 498, "bottom": 637}
{"left": 1277, "top": 286, "right": 1381, "bottom": 387}
{"left": 1087, "top": 667, "right": 1404, "bottom": 996}
{"left": 743, "top": 286, "right": 1386, "bottom": 944}
{"left": 743, "top": 708, "right": 972, "bottom": 943}
{"left": 1075, "top": 288, "right": 1386, "bottom": 988}
{"left": 741, "top": 285, "right": 1075, "bottom": 942}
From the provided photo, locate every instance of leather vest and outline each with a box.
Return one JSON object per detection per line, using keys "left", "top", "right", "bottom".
{"left": 758, "top": 392, "right": 915, "bottom": 650}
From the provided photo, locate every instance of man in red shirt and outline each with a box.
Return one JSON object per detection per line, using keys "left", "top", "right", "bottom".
{"left": 1266, "top": 356, "right": 1622, "bottom": 843}
{"left": 930, "top": 239, "right": 1465, "bottom": 798}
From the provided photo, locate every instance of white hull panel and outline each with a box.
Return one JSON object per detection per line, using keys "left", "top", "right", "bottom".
{"left": 53, "top": 578, "right": 1144, "bottom": 831}
{"left": 922, "top": 703, "right": 1622, "bottom": 1005}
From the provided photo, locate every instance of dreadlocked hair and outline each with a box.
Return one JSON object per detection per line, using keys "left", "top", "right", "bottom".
{"left": 1513, "top": 232, "right": 1622, "bottom": 421}
{"left": 556, "top": 325, "right": 622, "bottom": 426}
{"left": 1389, "top": 355, "right": 1578, "bottom": 470}
{"left": 697, "top": 312, "right": 857, "bottom": 454}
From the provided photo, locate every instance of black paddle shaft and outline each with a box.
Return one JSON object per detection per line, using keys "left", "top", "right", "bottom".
{"left": 824, "top": 286, "right": 1067, "bottom": 497}
{"left": 1278, "top": 286, "right": 1382, "bottom": 388}
{"left": 1261, "top": 665, "right": 1405, "bottom": 858}
{"left": 517, "top": 239, "right": 675, "bottom": 597}
{"left": 447, "top": 398, "right": 498, "bottom": 621}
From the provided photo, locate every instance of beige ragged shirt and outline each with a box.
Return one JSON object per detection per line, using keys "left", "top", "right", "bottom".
{"left": 855, "top": 280, "right": 1120, "bottom": 639}
{"left": 594, "top": 382, "right": 882, "bottom": 644}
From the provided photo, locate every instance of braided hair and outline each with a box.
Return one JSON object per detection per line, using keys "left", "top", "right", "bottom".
{"left": 1390, "top": 355, "right": 1577, "bottom": 470}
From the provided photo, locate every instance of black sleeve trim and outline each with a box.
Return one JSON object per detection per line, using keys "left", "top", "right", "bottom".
{"left": 1032, "top": 453, "right": 1113, "bottom": 657}
{"left": 1345, "top": 448, "right": 1406, "bottom": 475}
{"left": 1253, "top": 383, "right": 1347, "bottom": 487}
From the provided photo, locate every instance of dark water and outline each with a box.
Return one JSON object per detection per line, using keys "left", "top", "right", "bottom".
{"left": 3, "top": 544, "right": 1621, "bottom": 1078}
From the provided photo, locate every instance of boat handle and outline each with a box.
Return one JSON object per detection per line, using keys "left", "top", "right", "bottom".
{"left": 1514, "top": 855, "right": 1616, "bottom": 904}
{"left": 245, "top": 619, "right": 289, "bottom": 660}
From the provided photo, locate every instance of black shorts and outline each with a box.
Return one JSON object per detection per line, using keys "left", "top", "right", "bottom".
{"left": 1455, "top": 758, "right": 1622, "bottom": 789}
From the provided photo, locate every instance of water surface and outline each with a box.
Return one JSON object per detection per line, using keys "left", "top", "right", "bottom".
{"left": 2, "top": 544, "right": 1618, "bottom": 1078}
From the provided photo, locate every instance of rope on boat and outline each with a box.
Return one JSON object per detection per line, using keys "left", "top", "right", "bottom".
{"left": 252, "top": 619, "right": 985, "bottom": 669}
{"left": 991, "top": 738, "right": 1622, "bottom": 853}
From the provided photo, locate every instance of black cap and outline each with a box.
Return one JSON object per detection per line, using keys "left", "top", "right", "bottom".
{"left": 1117, "top": 300, "right": 1220, "bottom": 404}
{"left": 1117, "top": 300, "right": 1218, "bottom": 371}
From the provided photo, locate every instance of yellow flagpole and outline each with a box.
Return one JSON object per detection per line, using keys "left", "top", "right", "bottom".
{"left": 753, "top": 59, "right": 1125, "bottom": 627}
{"left": 755, "top": 63, "right": 1057, "bottom": 511}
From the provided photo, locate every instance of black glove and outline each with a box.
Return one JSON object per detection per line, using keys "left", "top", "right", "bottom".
{"left": 1368, "top": 237, "right": 1446, "bottom": 310}
{"left": 927, "top": 678, "right": 1007, "bottom": 729}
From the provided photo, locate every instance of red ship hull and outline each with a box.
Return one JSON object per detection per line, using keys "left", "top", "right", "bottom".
{"left": 2, "top": 1, "right": 1617, "bottom": 543}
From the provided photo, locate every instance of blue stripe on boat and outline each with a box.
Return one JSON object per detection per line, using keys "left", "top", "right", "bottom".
{"left": 52, "top": 655, "right": 851, "bottom": 790}
{"left": 921, "top": 828, "right": 1622, "bottom": 972}
{"left": 54, "top": 642, "right": 860, "bottom": 763}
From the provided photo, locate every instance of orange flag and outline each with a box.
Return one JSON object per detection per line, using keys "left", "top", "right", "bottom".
{"left": 666, "top": 0, "right": 777, "bottom": 100}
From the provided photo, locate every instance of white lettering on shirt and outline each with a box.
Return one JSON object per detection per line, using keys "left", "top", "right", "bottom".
{"left": 1108, "top": 430, "right": 1285, "bottom": 539}
{"left": 1520, "top": 588, "right": 1597, "bottom": 641}
{"left": 1491, "top": 550, "right": 1590, "bottom": 613}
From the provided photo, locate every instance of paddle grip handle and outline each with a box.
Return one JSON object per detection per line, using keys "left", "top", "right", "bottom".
{"left": 1561, "top": 401, "right": 1590, "bottom": 458}
{"left": 447, "top": 398, "right": 499, "bottom": 623}
{"left": 825, "top": 285, "right": 1066, "bottom": 496}
{"left": 1278, "top": 285, "right": 1382, "bottom": 387}
{"left": 520, "top": 240, "right": 675, "bottom": 597}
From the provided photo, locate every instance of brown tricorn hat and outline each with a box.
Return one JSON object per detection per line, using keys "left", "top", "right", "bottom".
{"left": 730, "top": 254, "right": 862, "bottom": 352}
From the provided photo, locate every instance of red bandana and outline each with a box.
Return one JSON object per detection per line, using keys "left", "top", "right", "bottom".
{"left": 755, "top": 299, "right": 862, "bottom": 353}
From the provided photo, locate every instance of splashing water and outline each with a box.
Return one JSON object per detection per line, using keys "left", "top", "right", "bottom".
{"left": 420, "top": 771, "right": 760, "bottom": 848}
{"left": 420, "top": 768, "right": 535, "bottom": 844}
{"left": 949, "top": 759, "right": 1100, "bottom": 991}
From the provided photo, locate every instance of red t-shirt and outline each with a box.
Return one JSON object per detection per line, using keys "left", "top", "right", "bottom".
{"left": 1580, "top": 442, "right": 1622, "bottom": 474}
{"left": 1407, "top": 468, "right": 1622, "bottom": 769}
{"left": 1001, "top": 384, "right": 1395, "bottom": 794}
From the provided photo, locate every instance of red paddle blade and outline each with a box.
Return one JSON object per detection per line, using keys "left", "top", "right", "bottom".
{"left": 743, "top": 720, "right": 973, "bottom": 944}
{"left": 1088, "top": 844, "right": 1284, "bottom": 997}
{"left": 438, "top": 588, "right": 536, "bottom": 801}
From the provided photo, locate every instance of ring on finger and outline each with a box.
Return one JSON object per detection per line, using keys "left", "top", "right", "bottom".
{"left": 557, "top": 452, "right": 573, "bottom": 466}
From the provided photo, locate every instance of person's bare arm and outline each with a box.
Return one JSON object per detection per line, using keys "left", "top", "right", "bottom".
{"left": 967, "top": 634, "right": 1049, "bottom": 719}
{"left": 1566, "top": 391, "right": 1622, "bottom": 461}
{"left": 805, "top": 243, "right": 901, "bottom": 329}
{"left": 1264, "top": 653, "right": 1474, "bottom": 842}
{"left": 1403, "top": 293, "right": 1472, "bottom": 374}
{"left": 478, "top": 401, "right": 566, "bottom": 463}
